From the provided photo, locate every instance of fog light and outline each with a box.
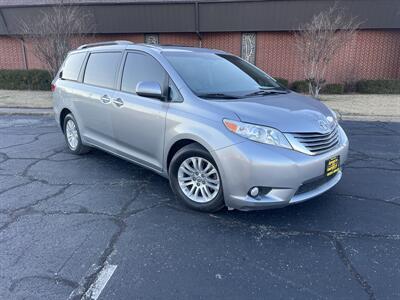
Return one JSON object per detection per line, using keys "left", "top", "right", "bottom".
{"left": 249, "top": 187, "right": 259, "bottom": 197}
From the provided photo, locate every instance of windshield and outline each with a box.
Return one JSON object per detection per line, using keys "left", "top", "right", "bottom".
{"left": 163, "top": 52, "right": 286, "bottom": 99}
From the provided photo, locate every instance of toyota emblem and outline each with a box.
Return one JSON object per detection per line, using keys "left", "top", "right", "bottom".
{"left": 318, "top": 119, "right": 329, "bottom": 132}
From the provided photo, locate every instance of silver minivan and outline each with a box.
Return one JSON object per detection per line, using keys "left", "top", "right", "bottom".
{"left": 53, "top": 41, "right": 349, "bottom": 212}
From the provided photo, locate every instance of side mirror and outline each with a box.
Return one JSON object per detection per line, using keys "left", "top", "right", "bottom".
{"left": 136, "top": 81, "right": 163, "bottom": 99}
{"left": 59, "top": 71, "right": 63, "bottom": 79}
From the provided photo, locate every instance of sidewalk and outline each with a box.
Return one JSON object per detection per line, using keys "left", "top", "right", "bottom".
{"left": 0, "top": 90, "right": 52, "bottom": 108}
{"left": 0, "top": 90, "right": 52, "bottom": 115}
{"left": 319, "top": 94, "right": 400, "bottom": 122}
{"left": 0, "top": 89, "right": 399, "bottom": 121}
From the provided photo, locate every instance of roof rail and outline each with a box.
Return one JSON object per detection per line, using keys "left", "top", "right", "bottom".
{"left": 77, "top": 40, "right": 134, "bottom": 50}
{"left": 158, "top": 44, "right": 193, "bottom": 47}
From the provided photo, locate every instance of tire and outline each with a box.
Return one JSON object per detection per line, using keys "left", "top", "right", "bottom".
{"left": 63, "top": 113, "right": 90, "bottom": 155}
{"left": 169, "top": 143, "right": 225, "bottom": 212}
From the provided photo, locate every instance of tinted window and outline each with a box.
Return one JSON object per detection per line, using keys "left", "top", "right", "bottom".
{"left": 121, "top": 52, "right": 166, "bottom": 94}
{"left": 62, "top": 52, "right": 86, "bottom": 81}
{"left": 168, "top": 78, "right": 183, "bottom": 102}
{"left": 84, "top": 52, "right": 122, "bottom": 89}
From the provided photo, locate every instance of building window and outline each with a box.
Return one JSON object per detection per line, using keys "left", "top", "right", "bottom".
{"left": 241, "top": 33, "right": 256, "bottom": 64}
{"left": 144, "top": 34, "right": 159, "bottom": 45}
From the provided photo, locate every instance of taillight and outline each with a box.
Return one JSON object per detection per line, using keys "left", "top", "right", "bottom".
{"left": 51, "top": 83, "right": 56, "bottom": 92}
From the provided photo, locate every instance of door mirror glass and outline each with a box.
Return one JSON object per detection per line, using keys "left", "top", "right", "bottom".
{"left": 136, "top": 81, "right": 163, "bottom": 99}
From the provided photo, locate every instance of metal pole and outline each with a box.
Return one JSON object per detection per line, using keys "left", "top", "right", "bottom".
{"left": 195, "top": 2, "right": 202, "bottom": 47}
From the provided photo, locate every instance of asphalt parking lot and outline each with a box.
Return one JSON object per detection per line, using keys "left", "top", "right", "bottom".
{"left": 0, "top": 115, "right": 399, "bottom": 300}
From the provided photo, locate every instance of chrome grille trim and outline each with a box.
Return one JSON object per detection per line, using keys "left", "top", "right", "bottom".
{"left": 294, "top": 127, "right": 338, "bottom": 142}
{"left": 285, "top": 125, "right": 340, "bottom": 155}
{"left": 302, "top": 136, "right": 338, "bottom": 147}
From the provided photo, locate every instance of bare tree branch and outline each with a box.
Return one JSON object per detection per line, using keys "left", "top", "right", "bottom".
{"left": 295, "top": 4, "right": 361, "bottom": 98}
{"left": 19, "top": 4, "right": 94, "bottom": 77}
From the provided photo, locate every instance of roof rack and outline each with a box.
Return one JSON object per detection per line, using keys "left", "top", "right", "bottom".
{"left": 157, "top": 44, "right": 193, "bottom": 47}
{"left": 77, "top": 40, "right": 134, "bottom": 50}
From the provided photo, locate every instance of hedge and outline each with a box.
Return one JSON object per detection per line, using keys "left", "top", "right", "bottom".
{"left": 274, "top": 77, "right": 289, "bottom": 87}
{"left": 291, "top": 80, "right": 309, "bottom": 93}
{"left": 0, "top": 70, "right": 52, "bottom": 90}
{"left": 290, "top": 80, "right": 400, "bottom": 94}
{"left": 356, "top": 80, "right": 400, "bottom": 94}
{"left": 321, "top": 83, "right": 344, "bottom": 94}
{"left": 1, "top": 69, "right": 399, "bottom": 95}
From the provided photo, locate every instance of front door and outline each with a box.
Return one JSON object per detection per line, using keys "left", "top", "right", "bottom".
{"left": 111, "top": 51, "right": 169, "bottom": 171}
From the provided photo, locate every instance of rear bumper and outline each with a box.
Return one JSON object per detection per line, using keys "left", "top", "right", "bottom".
{"left": 213, "top": 125, "right": 349, "bottom": 211}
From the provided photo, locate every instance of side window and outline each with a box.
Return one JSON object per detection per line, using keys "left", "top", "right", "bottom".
{"left": 62, "top": 52, "right": 86, "bottom": 81}
{"left": 168, "top": 78, "right": 183, "bottom": 102}
{"left": 83, "top": 52, "right": 122, "bottom": 89}
{"left": 121, "top": 52, "right": 166, "bottom": 94}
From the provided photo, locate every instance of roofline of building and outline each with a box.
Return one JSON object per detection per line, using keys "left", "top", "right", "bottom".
{"left": 0, "top": 0, "right": 346, "bottom": 9}
{"left": 0, "top": 0, "right": 399, "bottom": 35}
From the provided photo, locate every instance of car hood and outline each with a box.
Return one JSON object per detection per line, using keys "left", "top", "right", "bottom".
{"left": 208, "top": 92, "right": 335, "bottom": 133}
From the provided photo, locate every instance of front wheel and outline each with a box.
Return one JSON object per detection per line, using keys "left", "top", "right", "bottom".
{"left": 169, "top": 143, "right": 225, "bottom": 212}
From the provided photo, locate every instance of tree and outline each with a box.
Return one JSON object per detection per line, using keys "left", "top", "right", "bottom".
{"left": 20, "top": 4, "right": 94, "bottom": 77}
{"left": 295, "top": 4, "right": 360, "bottom": 98}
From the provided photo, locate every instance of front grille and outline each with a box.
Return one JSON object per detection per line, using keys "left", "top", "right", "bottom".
{"left": 295, "top": 173, "right": 338, "bottom": 195}
{"left": 292, "top": 126, "right": 339, "bottom": 155}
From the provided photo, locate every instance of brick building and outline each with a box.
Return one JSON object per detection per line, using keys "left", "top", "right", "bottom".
{"left": 0, "top": 0, "right": 399, "bottom": 83}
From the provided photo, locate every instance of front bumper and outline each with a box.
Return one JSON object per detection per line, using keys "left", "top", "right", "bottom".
{"left": 213, "top": 126, "right": 349, "bottom": 211}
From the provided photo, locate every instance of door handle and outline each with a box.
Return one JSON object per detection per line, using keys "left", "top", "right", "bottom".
{"left": 100, "top": 95, "right": 111, "bottom": 104}
{"left": 112, "top": 97, "right": 124, "bottom": 107}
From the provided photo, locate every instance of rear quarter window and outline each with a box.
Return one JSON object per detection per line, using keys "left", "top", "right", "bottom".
{"left": 83, "top": 52, "right": 122, "bottom": 89}
{"left": 62, "top": 52, "right": 86, "bottom": 81}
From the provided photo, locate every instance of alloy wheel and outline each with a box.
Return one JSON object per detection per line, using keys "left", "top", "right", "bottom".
{"left": 66, "top": 119, "right": 79, "bottom": 150}
{"left": 177, "top": 156, "right": 220, "bottom": 203}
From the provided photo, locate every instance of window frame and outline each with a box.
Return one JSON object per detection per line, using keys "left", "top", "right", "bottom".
{"left": 60, "top": 51, "right": 88, "bottom": 83}
{"left": 167, "top": 77, "right": 184, "bottom": 103}
{"left": 81, "top": 50, "right": 123, "bottom": 90}
{"left": 117, "top": 50, "right": 173, "bottom": 101}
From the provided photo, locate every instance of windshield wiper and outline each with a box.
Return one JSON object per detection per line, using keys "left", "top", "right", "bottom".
{"left": 198, "top": 93, "right": 242, "bottom": 99}
{"left": 245, "top": 89, "right": 288, "bottom": 97}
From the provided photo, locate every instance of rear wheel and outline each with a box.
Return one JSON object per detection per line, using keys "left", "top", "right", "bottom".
{"left": 63, "top": 113, "right": 90, "bottom": 155}
{"left": 169, "top": 143, "right": 225, "bottom": 212}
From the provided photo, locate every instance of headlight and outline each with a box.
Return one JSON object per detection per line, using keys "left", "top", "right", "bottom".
{"left": 223, "top": 119, "right": 292, "bottom": 149}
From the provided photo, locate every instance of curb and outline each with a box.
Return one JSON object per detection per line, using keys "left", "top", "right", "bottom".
{"left": 0, "top": 107, "right": 54, "bottom": 115}
{"left": 340, "top": 115, "right": 400, "bottom": 122}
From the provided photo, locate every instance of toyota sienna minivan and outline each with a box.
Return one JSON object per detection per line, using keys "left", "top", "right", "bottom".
{"left": 53, "top": 41, "right": 349, "bottom": 212}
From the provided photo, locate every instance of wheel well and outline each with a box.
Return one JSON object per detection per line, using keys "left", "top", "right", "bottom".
{"left": 59, "top": 108, "right": 71, "bottom": 132}
{"left": 167, "top": 139, "right": 199, "bottom": 171}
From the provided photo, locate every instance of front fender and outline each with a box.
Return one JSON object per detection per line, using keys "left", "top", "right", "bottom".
{"left": 163, "top": 107, "right": 244, "bottom": 172}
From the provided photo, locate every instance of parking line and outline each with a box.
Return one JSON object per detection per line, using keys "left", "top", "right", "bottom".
{"left": 82, "top": 264, "right": 118, "bottom": 300}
